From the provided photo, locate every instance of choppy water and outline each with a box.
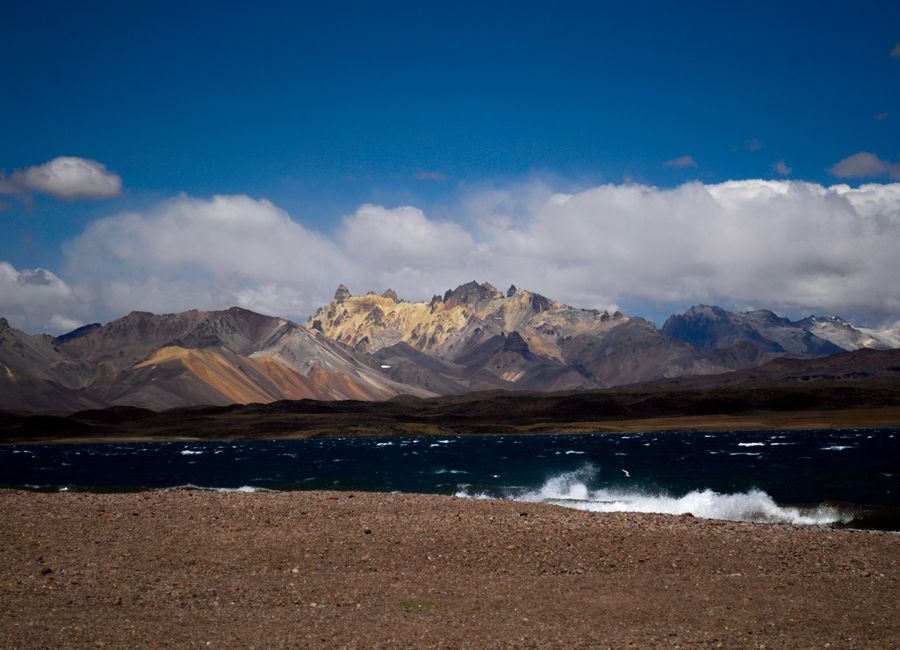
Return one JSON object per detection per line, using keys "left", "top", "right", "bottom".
{"left": 2, "top": 429, "right": 898, "bottom": 529}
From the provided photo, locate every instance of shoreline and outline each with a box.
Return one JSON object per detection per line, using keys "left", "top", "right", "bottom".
{"left": 7, "top": 486, "right": 900, "bottom": 534}
{"left": 2, "top": 489, "right": 898, "bottom": 648}
{"left": 4, "top": 405, "right": 900, "bottom": 445}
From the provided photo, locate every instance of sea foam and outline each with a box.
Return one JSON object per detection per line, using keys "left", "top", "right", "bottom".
{"left": 163, "top": 484, "right": 273, "bottom": 493}
{"left": 456, "top": 466, "right": 851, "bottom": 526}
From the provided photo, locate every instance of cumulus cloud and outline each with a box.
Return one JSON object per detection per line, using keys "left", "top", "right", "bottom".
{"left": 8, "top": 180, "right": 898, "bottom": 333}
{"left": 1, "top": 156, "right": 122, "bottom": 200}
{"left": 470, "top": 180, "right": 900, "bottom": 321}
{"left": 829, "top": 152, "right": 900, "bottom": 180}
{"left": 0, "top": 262, "right": 81, "bottom": 333}
{"left": 62, "top": 194, "right": 350, "bottom": 319}
{"left": 338, "top": 204, "right": 480, "bottom": 296}
{"left": 663, "top": 155, "right": 698, "bottom": 169}
{"left": 772, "top": 160, "right": 792, "bottom": 176}
{"left": 48, "top": 314, "right": 83, "bottom": 333}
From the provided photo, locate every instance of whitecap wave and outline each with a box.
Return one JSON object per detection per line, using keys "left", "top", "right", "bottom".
{"left": 179, "top": 450, "right": 204, "bottom": 455}
{"left": 162, "top": 484, "right": 273, "bottom": 493}
{"left": 455, "top": 466, "right": 851, "bottom": 526}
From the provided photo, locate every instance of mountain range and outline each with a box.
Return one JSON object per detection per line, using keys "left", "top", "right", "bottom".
{"left": 2, "top": 281, "right": 899, "bottom": 412}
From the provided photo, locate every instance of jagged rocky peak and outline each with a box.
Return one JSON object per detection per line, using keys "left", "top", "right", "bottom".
{"left": 502, "top": 286, "right": 557, "bottom": 314}
{"left": 442, "top": 281, "right": 503, "bottom": 308}
{"left": 502, "top": 330, "right": 530, "bottom": 355}
{"left": 530, "top": 292, "right": 552, "bottom": 313}
{"left": 801, "top": 314, "right": 848, "bottom": 326}
{"left": 382, "top": 288, "right": 400, "bottom": 302}
{"left": 333, "top": 284, "right": 352, "bottom": 303}
{"left": 0, "top": 317, "right": 8, "bottom": 329}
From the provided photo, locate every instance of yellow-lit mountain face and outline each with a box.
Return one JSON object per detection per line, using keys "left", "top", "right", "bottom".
{"left": 306, "top": 282, "right": 793, "bottom": 392}
{"left": 308, "top": 281, "right": 627, "bottom": 362}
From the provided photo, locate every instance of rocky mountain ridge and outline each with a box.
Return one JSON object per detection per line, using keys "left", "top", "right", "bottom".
{"left": 0, "top": 308, "right": 429, "bottom": 411}
{"left": 2, "top": 281, "right": 898, "bottom": 412}
{"left": 662, "top": 305, "right": 900, "bottom": 354}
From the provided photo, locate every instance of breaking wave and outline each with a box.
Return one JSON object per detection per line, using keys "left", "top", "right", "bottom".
{"left": 455, "top": 465, "right": 852, "bottom": 526}
{"left": 163, "top": 484, "right": 273, "bottom": 493}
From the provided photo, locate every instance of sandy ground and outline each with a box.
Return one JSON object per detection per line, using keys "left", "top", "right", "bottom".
{"left": 1, "top": 490, "right": 898, "bottom": 649}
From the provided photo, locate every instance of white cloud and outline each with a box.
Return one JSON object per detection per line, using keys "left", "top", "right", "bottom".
{"left": 663, "top": 155, "right": 698, "bottom": 169}
{"left": 772, "top": 160, "right": 792, "bottom": 176}
{"left": 2, "top": 156, "right": 122, "bottom": 200}
{"left": 8, "top": 180, "right": 897, "bottom": 333}
{"left": 338, "top": 204, "right": 480, "bottom": 296}
{"left": 829, "top": 151, "right": 900, "bottom": 180}
{"left": 0, "top": 262, "right": 81, "bottom": 333}
{"left": 48, "top": 314, "right": 83, "bottom": 333}
{"left": 463, "top": 180, "right": 900, "bottom": 322}
{"left": 62, "top": 194, "right": 350, "bottom": 320}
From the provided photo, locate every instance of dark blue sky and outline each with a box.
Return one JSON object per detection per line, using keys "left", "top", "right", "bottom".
{"left": 1, "top": 1, "right": 899, "bottom": 331}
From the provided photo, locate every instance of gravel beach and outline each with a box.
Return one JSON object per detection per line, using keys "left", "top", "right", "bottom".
{"left": 1, "top": 490, "right": 898, "bottom": 649}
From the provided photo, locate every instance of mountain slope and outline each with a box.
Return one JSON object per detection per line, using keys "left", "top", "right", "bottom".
{"left": 799, "top": 316, "right": 900, "bottom": 351}
{"left": 309, "top": 282, "right": 628, "bottom": 362}
{"left": 4, "top": 283, "right": 900, "bottom": 413}
{"left": 0, "top": 318, "right": 102, "bottom": 411}
{"left": 663, "top": 305, "right": 900, "bottom": 355}
{"left": 1, "top": 309, "right": 433, "bottom": 411}
{"left": 309, "top": 283, "right": 773, "bottom": 390}
{"left": 661, "top": 305, "right": 843, "bottom": 356}
{"left": 4, "top": 348, "right": 898, "bottom": 443}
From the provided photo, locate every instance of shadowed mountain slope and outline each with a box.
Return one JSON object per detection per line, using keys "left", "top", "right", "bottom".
{"left": 2, "top": 348, "right": 898, "bottom": 442}
{"left": 0, "top": 309, "right": 431, "bottom": 411}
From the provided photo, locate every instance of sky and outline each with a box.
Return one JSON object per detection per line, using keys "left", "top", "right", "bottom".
{"left": 2, "top": 0, "right": 900, "bottom": 333}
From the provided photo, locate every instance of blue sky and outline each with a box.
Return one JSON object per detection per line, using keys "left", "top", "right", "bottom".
{"left": 2, "top": 1, "right": 900, "bottom": 332}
